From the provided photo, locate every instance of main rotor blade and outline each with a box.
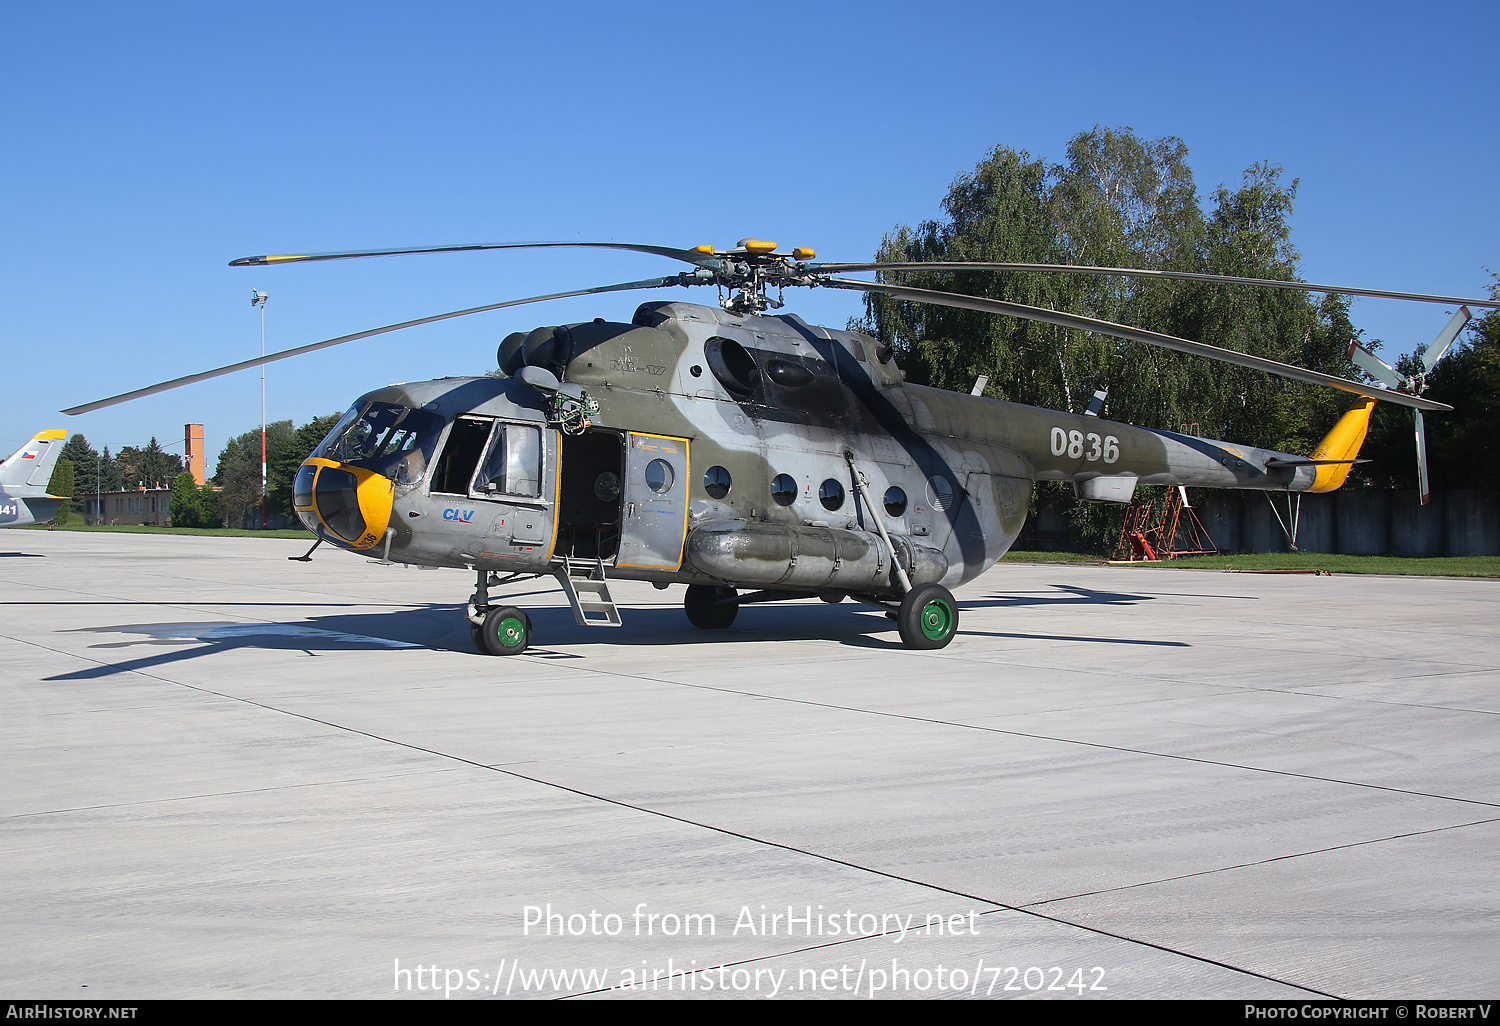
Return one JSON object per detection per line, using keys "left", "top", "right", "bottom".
{"left": 824, "top": 277, "right": 1453, "bottom": 413}
{"left": 1422, "top": 306, "right": 1472, "bottom": 373}
{"left": 61, "top": 275, "right": 683, "bottom": 415}
{"left": 811, "top": 261, "right": 1500, "bottom": 310}
{"left": 230, "top": 241, "right": 718, "bottom": 269}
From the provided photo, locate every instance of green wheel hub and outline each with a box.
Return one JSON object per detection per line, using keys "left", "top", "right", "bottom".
{"left": 495, "top": 616, "right": 527, "bottom": 649}
{"left": 896, "top": 582, "right": 959, "bottom": 650}
{"left": 477, "top": 605, "right": 532, "bottom": 656}
{"left": 920, "top": 599, "right": 954, "bottom": 641}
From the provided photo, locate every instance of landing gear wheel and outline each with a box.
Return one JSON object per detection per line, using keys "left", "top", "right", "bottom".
{"left": 684, "top": 585, "right": 738, "bottom": 629}
{"left": 478, "top": 606, "right": 532, "bottom": 655}
{"left": 470, "top": 622, "right": 485, "bottom": 653}
{"left": 897, "top": 583, "right": 958, "bottom": 650}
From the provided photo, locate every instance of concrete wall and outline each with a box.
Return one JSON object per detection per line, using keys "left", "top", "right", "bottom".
{"left": 1019, "top": 488, "right": 1498, "bottom": 557}
{"left": 1191, "top": 489, "right": 1498, "bottom": 556}
{"left": 1239, "top": 492, "right": 1289, "bottom": 554}
{"left": 1019, "top": 493, "right": 1072, "bottom": 550}
{"left": 1194, "top": 494, "right": 1240, "bottom": 553}
{"left": 1446, "top": 491, "right": 1500, "bottom": 556}
{"left": 1336, "top": 491, "right": 1389, "bottom": 556}
{"left": 1390, "top": 493, "right": 1445, "bottom": 557}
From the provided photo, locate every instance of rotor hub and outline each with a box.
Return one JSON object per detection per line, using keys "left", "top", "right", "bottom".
{"left": 684, "top": 241, "right": 820, "bottom": 313}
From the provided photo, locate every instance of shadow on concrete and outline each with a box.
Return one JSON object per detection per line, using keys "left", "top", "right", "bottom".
{"left": 958, "top": 629, "right": 1188, "bottom": 647}
{"left": 44, "top": 586, "right": 1193, "bottom": 681}
{"left": 8, "top": 600, "right": 433, "bottom": 608}
{"left": 970, "top": 584, "right": 1158, "bottom": 607}
{"left": 491, "top": 602, "right": 1191, "bottom": 654}
{"left": 4, "top": 587, "right": 559, "bottom": 609}
{"left": 46, "top": 619, "right": 430, "bottom": 681}
{"left": 458, "top": 602, "right": 907, "bottom": 653}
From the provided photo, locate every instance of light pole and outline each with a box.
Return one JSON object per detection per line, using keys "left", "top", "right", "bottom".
{"left": 252, "top": 289, "right": 269, "bottom": 529}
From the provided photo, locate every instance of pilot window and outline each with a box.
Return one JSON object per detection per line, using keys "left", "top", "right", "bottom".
{"left": 432, "top": 417, "right": 492, "bottom": 495}
{"left": 474, "top": 424, "right": 543, "bottom": 498}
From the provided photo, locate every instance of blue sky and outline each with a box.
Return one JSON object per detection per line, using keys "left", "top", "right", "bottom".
{"left": 2, "top": 1, "right": 1494, "bottom": 468}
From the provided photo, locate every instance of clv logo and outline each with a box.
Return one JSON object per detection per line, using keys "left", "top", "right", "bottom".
{"left": 443, "top": 508, "right": 475, "bottom": 523}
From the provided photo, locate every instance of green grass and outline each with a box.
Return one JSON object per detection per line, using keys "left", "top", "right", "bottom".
{"left": 21, "top": 522, "right": 313, "bottom": 540}
{"left": 1003, "top": 549, "right": 1500, "bottom": 577}
{"left": 1001, "top": 550, "right": 1110, "bottom": 566}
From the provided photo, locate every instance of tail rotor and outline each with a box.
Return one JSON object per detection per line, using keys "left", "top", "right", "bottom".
{"left": 1347, "top": 306, "right": 1471, "bottom": 504}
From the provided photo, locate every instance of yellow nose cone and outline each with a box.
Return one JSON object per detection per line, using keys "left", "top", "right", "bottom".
{"left": 300, "top": 457, "right": 395, "bottom": 549}
{"left": 741, "top": 239, "right": 777, "bottom": 253}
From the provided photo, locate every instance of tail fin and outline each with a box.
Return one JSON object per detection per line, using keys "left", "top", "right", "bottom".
{"left": 1306, "top": 398, "right": 1375, "bottom": 493}
{"left": 0, "top": 429, "right": 68, "bottom": 493}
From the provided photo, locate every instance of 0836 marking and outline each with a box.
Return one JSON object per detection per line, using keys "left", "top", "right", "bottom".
{"left": 1050, "top": 427, "right": 1119, "bottom": 464}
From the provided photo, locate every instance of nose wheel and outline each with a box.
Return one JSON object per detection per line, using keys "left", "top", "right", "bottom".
{"left": 473, "top": 606, "right": 532, "bottom": 655}
{"left": 468, "top": 568, "right": 533, "bottom": 655}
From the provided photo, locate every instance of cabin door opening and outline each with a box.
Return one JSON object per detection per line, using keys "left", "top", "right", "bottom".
{"left": 556, "top": 430, "right": 625, "bottom": 561}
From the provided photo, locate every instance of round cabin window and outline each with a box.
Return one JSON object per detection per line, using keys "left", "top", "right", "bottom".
{"left": 594, "top": 471, "right": 621, "bottom": 503}
{"left": 818, "top": 478, "right": 845, "bottom": 511}
{"left": 645, "top": 459, "right": 675, "bottom": 495}
{"left": 703, "top": 465, "right": 731, "bottom": 499}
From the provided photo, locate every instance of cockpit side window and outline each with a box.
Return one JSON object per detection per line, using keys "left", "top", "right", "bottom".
{"left": 432, "top": 417, "right": 491, "bottom": 495}
{"left": 472, "top": 423, "right": 543, "bottom": 498}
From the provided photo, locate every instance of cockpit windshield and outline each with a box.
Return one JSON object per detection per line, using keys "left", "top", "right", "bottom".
{"left": 312, "top": 401, "right": 445, "bottom": 484}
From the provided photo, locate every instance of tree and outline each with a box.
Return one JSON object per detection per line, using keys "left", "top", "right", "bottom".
{"left": 97, "top": 446, "right": 128, "bottom": 494}
{"left": 59, "top": 434, "right": 100, "bottom": 516}
{"left": 170, "top": 471, "right": 219, "bottom": 528}
{"left": 115, "top": 438, "right": 183, "bottom": 490}
{"left": 213, "top": 417, "right": 340, "bottom": 528}
{"left": 855, "top": 128, "right": 1363, "bottom": 551}
{"left": 267, "top": 413, "right": 343, "bottom": 516}
{"left": 45, "top": 459, "right": 74, "bottom": 525}
{"left": 215, "top": 420, "right": 294, "bottom": 527}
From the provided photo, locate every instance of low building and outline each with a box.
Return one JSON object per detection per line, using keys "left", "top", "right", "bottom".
{"left": 81, "top": 424, "right": 207, "bottom": 527}
{"left": 85, "top": 487, "right": 174, "bottom": 526}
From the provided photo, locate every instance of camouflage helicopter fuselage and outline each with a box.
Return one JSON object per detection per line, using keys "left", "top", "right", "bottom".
{"left": 293, "top": 299, "right": 1368, "bottom": 606}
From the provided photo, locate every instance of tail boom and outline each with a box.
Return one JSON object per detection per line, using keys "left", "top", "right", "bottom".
{"left": 1305, "top": 398, "right": 1375, "bottom": 493}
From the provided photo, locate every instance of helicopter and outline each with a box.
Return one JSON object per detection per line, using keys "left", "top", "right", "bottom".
{"left": 64, "top": 240, "right": 1496, "bottom": 655}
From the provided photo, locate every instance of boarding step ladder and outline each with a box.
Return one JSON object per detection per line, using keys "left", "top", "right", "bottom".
{"left": 553, "top": 556, "right": 622, "bottom": 627}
